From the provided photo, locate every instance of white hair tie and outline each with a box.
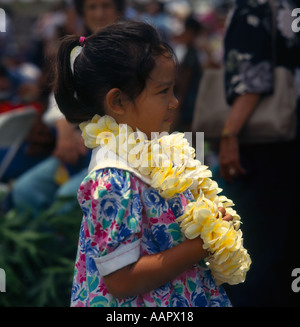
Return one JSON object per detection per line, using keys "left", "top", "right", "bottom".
{"left": 70, "top": 36, "right": 86, "bottom": 74}
{"left": 70, "top": 46, "right": 83, "bottom": 74}
{"left": 70, "top": 37, "right": 85, "bottom": 99}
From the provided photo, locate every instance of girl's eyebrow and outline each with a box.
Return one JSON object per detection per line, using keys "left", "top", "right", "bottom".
{"left": 154, "top": 81, "right": 174, "bottom": 89}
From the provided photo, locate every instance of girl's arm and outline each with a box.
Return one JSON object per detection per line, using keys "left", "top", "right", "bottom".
{"left": 103, "top": 237, "right": 208, "bottom": 298}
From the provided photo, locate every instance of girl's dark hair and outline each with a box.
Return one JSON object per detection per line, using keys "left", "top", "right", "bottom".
{"left": 54, "top": 21, "right": 177, "bottom": 124}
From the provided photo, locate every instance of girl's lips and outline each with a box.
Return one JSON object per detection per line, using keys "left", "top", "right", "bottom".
{"left": 164, "top": 117, "right": 173, "bottom": 123}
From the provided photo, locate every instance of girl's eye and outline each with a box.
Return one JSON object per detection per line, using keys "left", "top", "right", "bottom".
{"left": 160, "top": 88, "right": 169, "bottom": 94}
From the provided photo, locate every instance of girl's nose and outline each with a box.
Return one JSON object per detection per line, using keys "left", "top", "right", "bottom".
{"left": 169, "top": 95, "right": 179, "bottom": 110}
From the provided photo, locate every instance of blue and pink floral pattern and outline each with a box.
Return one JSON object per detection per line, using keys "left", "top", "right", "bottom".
{"left": 71, "top": 168, "right": 231, "bottom": 307}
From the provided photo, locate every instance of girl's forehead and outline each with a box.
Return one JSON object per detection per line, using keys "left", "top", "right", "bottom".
{"left": 148, "top": 56, "right": 176, "bottom": 85}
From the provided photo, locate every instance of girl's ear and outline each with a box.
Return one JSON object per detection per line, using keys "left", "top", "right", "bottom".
{"left": 105, "top": 88, "right": 127, "bottom": 115}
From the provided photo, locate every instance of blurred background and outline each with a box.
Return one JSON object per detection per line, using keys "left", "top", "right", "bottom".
{"left": 0, "top": 0, "right": 234, "bottom": 307}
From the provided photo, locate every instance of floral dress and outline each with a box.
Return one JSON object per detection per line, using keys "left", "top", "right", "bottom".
{"left": 70, "top": 168, "right": 231, "bottom": 307}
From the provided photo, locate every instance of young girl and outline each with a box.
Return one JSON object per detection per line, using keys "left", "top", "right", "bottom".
{"left": 54, "top": 21, "right": 250, "bottom": 307}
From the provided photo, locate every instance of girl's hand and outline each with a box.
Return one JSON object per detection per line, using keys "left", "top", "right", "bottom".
{"left": 219, "top": 136, "right": 246, "bottom": 182}
{"left": 218, "top": 207, "right": 233, "bottom": 222}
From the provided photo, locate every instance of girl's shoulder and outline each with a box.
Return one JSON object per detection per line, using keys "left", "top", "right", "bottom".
{"left": 78, "top": 167, "right": 193, "bottom": 210}
{"left": 78, "top": 167, "right": 148, "bottom": 200}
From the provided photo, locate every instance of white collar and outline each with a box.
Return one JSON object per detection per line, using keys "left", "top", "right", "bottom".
{"left": 88, "top": 146, "right": 152, "bottom": 186}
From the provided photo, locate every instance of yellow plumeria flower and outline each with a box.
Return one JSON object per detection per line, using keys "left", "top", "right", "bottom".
{"left": 83, "top": 123, "right": 101, "bottom": 148}
{"left": 127, "top": 129, "right": 147, "bottom": 155}
{"left": 98, "top": 115, "right": 119, "bottom": 134}
{"left": 96, "top": 131, "right": 116, "bottom": 152}
{"left": 160, "top": 177, "right": 193, "bottom": 198}
{"left": 116, "top": 124, "right": 134, "bottom": 159}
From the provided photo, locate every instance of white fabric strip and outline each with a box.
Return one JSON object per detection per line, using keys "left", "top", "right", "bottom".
{"left": 88, "top": 146, "right": 152, "bottom": 186}
{"left": 94, "top": 239, "right": 141, "bottom": 276}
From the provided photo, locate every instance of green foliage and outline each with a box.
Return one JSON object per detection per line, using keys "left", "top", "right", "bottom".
{"left": 0, "top": 197, "right": 82, "bottom": 306}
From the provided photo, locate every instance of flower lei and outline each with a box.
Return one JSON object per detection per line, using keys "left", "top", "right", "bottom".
{"left": 79, "top": 114, "right": 251, "bottom": 286}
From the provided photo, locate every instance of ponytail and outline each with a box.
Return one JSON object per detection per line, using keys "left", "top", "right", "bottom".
{"left": 53, "top": 35, "right": 94, "bottom": 124}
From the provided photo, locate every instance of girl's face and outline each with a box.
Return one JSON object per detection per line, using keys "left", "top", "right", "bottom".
{"left": 83, "top": 0, "right": 121, "bottom": 33}
{"left": 121, "top": 56, "right": 179, "bottom": 140}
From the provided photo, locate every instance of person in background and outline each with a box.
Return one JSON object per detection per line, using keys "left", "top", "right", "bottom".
{"left": 0, "top": 4, "right": 57, "bottom": 186}
{"left": 74, "top": 0, "right": 125, "bottom": 34}
{"left": 0, "top": 60, "right": 55, "bottom": 185}
{"left": 139, "top": 0, "right": 171, "bottom": 42}
{"left": 10, "top": 0, "right": 126, "bottom": 216}
{"left": 216, "top": 0, "right": 300, "bottom": 306}
{"left": 172, "top": 15, "right": 203, "bottom": 132}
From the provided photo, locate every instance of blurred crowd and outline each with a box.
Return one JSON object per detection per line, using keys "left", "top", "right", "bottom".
{"left": 0, "top": 0, "right": 230, "bottom": 200}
